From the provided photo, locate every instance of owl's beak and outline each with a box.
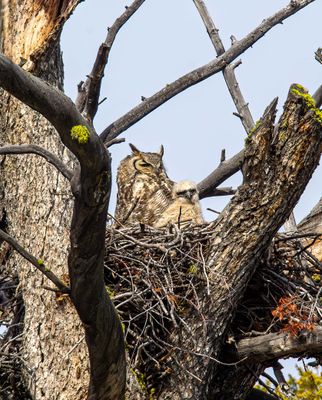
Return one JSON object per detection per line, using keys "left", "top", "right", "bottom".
{"left": 185, "top": 190, "right": 195, "bottom": 200}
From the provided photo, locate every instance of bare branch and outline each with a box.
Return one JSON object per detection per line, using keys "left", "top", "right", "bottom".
{"left": 100, "top": 0, "right": 316, "bottom": 142}
{"left": 315, "top": 47, "right": 322, "bottom": 65}
{"left": 105, "top": 138, "right": 126, "bottom": 148}
{"left": 0, "top": 229, "right": 70, "bottom": 294}
{"left": 192, "top": 0, "right": 255, "bottom": 133}
{"left": 0, "top": 144, "right": 73, "bottom": 180}
{"left": 198, "top": 149, "right": 243, "bottom": 199}
{"left": 76, "top": 0, "right": 146, "bottom": 121}
{"left": 235, "top": 326, "right": 322, "bottom": 362}
{"left": 204, "top": 186, "right": 235, "bottom": 197}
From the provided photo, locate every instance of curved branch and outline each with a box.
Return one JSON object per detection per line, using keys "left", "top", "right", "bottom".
{"left": 0, "top": 53, "right": 103, "bottom": 177}
{"left": 235, "top": 327, "right": 322, "bottom": 363}
{"left": 0, "top": 144, "right": 73, "bottom": 180}
{"left": 100, "top": 0, "right": 315, "bottom": 142}
{"left": 0, "top": 229, "right": 70, "bottom": 293}
{"left": 76, "top": 0, "right": 146, "bottom": 121}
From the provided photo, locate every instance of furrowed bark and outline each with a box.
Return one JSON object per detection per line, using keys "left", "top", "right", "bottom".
{"left": 0, "top": 2, "right": 126, "bottom": 397}
{"left": 0, "top": 52, "right": 127, "bottom": 400}
{"left": 0, "top": 1, "right": 89, "bottom": 397}
{"left": 161, "top": 86, "right": 322, "bottom": 399}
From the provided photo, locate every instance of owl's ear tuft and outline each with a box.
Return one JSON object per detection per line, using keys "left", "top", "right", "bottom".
{"left": 159, "top": 144, "right": 164, "bottom": 158}
{"left": 129, "top": 143, "right": 141, "bottom": 154}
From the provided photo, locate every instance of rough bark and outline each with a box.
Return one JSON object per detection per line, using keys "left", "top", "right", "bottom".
{"left": 1, "top": 1, "right": 321, "bottom": 399}
{"left": 236, "top": 327, "right": 322, "bottom": 362}
{"left": 0, "top": 1, "right": 90, "bottom": 399}
{"left": 159, "top": 87, "right": 322, "bottom": 399}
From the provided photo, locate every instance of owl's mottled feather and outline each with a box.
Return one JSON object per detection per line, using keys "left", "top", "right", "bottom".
{"left": 115, "top": 144, "right": 174, "bottom": 226}
{"left": 155, "top": 180, "right": 204, "bottom": 227}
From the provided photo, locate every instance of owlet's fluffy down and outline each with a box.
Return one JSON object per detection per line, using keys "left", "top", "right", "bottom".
{"left": 155, "top": 180, "right": 204, "bottom": 228}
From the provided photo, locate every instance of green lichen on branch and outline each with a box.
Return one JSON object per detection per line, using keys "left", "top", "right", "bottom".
{"left": 245, "top": 119, "right": 261, "bottom": 144}
{"left": 70, "top": 125, "right": 90, "bottom": 144}
{"left": 291, "top": 85, "right": 322, "bottom": 125}
{"left": 37, "top": 259, "right": 44, "bottom": 266}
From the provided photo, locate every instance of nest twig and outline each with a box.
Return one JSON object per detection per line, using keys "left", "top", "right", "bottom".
{"left": 104, "top": 224, "right": 322, "bottom": 391}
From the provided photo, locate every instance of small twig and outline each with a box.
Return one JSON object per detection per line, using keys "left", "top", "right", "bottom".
{"left": 261, "top": 371, "right": 279, "bottom": 388}
{"left": 63, "top": 335, "right": 85, "bottom": 360}
{"left": 105, "top": 137, "right": 125, "bottom": 148}
{"left": 0, "top": 144, "right": 73, "bottom": 180}
{"left": 206, "top": 208, "right": 220, "bottom": 215}
{"left": 98, "top": 97, "right": 107, "bottom": 106}
{"left": 0, "top": 229, "right": 70, "bottom": 294}
{"left": 220, "top": 149, "right": 226, "bottom": 163}
{"left": 315, "top": 47, "right": 322, "bottom": 64}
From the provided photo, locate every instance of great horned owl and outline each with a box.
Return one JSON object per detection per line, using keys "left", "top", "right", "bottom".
{"left": 114, "top": 144, "right": 174, "bottom": 226}
{"left": 155, "top": 180, "right": 204, "bottom": 228}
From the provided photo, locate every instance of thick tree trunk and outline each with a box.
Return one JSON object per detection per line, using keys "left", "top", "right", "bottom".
{"left": 0, "top": 1, "right": 89, "bottom": 399}
{"left": 156, "top": 90, "right": 322, "bottom": 399}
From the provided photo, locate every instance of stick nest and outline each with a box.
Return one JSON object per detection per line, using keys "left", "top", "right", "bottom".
{"left": 104, "top": 224, "right": 322, "bottom": 391}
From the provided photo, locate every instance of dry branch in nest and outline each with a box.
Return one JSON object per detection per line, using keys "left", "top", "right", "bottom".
{"left": 104, "top": 224, "right": 322, "bottom": 392}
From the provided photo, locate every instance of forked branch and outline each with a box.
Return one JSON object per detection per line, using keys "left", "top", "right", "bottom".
{"left": 76, "top": 0, "right": 146, "bottom": 121}
{"left": 100, "top": 0, "right": 315, "bottom": 142}
{"left": 192, "top": 0, "right": 254, "bottom": 133}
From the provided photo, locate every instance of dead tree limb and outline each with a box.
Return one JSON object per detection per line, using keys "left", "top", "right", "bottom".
{"left": 166, "top": 85, "right": 322, "bottom": 398}
{"left": 76, "top": 0, "right": 146, "bottom": 121}
{"left": 235, "top": 327, "right": 322, "bottom": 362}
{"left": 197, "top": 84, "right": 322, "bottom": 199}
{"left": 192, "top": 0, "right": 254, "bottom": 133}
{"left": 100, "top": 0, "right": 315, "bottom": 142}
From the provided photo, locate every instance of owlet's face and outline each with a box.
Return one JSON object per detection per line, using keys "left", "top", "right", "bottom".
{"left": 173, "top": 180, "right": 199, "bottom": 204}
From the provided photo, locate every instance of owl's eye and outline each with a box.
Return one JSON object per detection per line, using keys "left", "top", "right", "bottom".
{"left": 134, "top": 159, "right": 152, "bottom": 171}
{"left": 140, "top": 162, "right": 151, "bottom": 167}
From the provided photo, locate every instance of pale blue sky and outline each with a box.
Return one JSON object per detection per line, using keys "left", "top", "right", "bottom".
{"left": 62, "top": 0, "right": 322, "bottom": 223}
{"left": 61, "top": 0, "right": 322, "bottom": 378}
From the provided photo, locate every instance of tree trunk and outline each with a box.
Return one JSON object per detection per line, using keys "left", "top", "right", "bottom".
{"left": 0, "top": 1, "right": 89, "bottom": 399}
